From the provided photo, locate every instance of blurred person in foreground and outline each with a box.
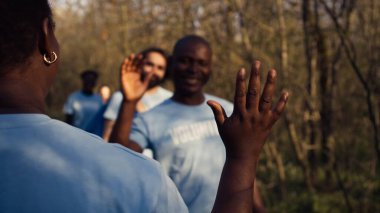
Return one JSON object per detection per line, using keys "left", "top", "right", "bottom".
{"left": 63, "top": 70, "right": 103, "bottom": 130}
{"left": 0, "top": 0, "right": 288, "bottom": 212}
{"left": 110, "top": 35, "right": 287, "bottom": 212}
{"left": 103, "top": 47, "right": 172, "bottom": 142}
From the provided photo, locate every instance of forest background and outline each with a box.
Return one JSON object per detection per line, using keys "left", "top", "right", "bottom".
{"left": 48, "top": 0, "right": 380, "bottom": 212}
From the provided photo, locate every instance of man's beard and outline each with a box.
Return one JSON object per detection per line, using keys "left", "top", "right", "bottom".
{"left": 142, "top": 74, "right": 163, "bottom": 89}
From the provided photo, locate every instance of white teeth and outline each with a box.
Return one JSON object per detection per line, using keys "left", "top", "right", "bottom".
{"left": 184, "top": 78, "right": 199, "bottom": 85}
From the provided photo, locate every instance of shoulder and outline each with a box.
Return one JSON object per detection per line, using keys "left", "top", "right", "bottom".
{"left": 93, "top": 94, "right": 103, "bottom": 101}
{"left": 45, "top": 119, "right": 161, "bottom": 171}
{"left": 108, "top": 91, "right": 123, "bottom": 103}
{"left": 67, "top": 91, "right": 81, "bottom": 100}
{"left": 140, "top": 98, "right": 173, "bottom": 115}
{"left": 205, "top": 94, "right": 233, "bottom": 114}
{"left": 157, "top": 87, "right": 173, "bottom": 96}
{"left": 111, "top": 91, "right": 123, "bottom": 99}
{"left": 132, "top": 99, "right": 173, "bottom": 127}
{"left": 205, "top": 94, "right": 232, "bottom": 106}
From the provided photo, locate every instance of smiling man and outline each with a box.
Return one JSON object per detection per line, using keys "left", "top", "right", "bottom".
{"left": 110, "top": 35, "right": 265, "bottom": 212}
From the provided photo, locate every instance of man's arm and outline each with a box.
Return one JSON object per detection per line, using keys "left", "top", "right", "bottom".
{"left": 109, "top": 54, "right": 151, "bottom": 152}
{"left": 208, "top": 61, "right": 288, "bottom": 212}
{"left": 253, "top": 184, "right": 266, "bottom": 213}
{"left": 102, "top": 119, "right": 115, "bottom": 141}
{"left": 109, "top": 100, "right": 143, "bottom": 152}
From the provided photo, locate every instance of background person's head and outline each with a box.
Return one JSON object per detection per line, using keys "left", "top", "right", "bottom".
{"left": 139, "top": 47, "right": 169, "bottom": 89}
{"left": 0, "top": 0, "right": 59, "bottom": 94}
{"left": 80, "top": 70, "right": 98, "bottom": 94}
{"left": 99, "top": 85, "right": 111, "bottom": 103}
{"left": 170, "top": 35, "right": 212, "bottom": 98}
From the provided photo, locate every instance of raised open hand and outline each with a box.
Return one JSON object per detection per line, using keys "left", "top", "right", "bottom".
{"left": 208, "top": 61, "right": 289, "bottom": 161}
{"left": 120, "top": 54, "right": 152, "bottom": 102}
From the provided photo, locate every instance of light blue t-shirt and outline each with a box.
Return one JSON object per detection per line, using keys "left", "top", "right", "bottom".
{"left": 63, "top": 91, "right": 103, "bottom": 130}
{"left": 130, "top": 94, "right": 233, "bottom": 213}
{"left": 0, "top": 114, "right": 187, "bottom": 213}
{"left": 103, "top": 87, "right": 172, "bottom": 121}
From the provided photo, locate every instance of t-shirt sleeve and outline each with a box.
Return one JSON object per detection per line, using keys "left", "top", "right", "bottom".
{"left": 103, "top": 92, "right": 123, "bottom": 121}
{"left": 129, "top": 115, "right": 149, "bottom": 149}
{"left": 154, "top": 166, "right": 188, "bottom": 213}
{"left": 63, "top": 94, "right": 74, "bottom": 115}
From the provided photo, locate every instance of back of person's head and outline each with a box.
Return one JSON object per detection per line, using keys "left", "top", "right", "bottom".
{"left": 172, "top": 35, "right": 212, "bottom": 56}
{"left": 80, "top": 70, "right": 98, "bottom": 93}
{"left": 0, "top": 0, "right": 53, "bottom": 75}
{"left": 80, "top": 70, "right": 99, "bottom": 80}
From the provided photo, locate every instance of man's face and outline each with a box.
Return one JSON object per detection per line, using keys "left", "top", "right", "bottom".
{"left": 171, "top": 42, "right": 212, "bottom": 97}
{"left": 141, "top": 52, "right": 167, "bottom": 89}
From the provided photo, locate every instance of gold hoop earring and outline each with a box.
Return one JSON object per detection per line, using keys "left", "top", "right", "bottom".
{"left": 43, "top": 51, "right": 58, "bottom": 65}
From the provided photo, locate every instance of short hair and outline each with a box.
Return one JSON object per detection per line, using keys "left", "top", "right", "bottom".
{"left": 172, "top": 35, "right": 212, "bottom": 56}
{"left": 80, "top": 70, "right": 98, "bottom": 80}
{"left": 0, "top": 0, "right": 54, "bottom": 75}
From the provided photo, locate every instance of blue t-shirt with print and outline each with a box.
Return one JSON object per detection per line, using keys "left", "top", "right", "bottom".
{"left": 130, "top": 94, "right": 233, "bottom": 213}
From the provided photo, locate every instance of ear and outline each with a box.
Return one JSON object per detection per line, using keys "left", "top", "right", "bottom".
{"left": 39, "top": 18, "right": 54, "bottom": 55}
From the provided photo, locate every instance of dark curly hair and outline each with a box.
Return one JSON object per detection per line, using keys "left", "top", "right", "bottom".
{"left": 0, "top": 0, "right": 54, "bottom": 75}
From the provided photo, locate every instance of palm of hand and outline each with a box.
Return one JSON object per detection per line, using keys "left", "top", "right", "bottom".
{"left": 120, "top": 55, "right": 150, "bottom": 102}
{"left": 219, "top": 113, "right": 271, "bottom": 159}
{"left": 208, "top": 61, "right": 288, "bottom": 160}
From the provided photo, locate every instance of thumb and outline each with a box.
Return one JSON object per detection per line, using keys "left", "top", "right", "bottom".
{"left": 207, "top": 100, "right": 227, "bottom": 129}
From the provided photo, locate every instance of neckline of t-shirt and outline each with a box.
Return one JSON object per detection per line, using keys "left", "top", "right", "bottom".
{"left": 80, "top": 91, "right": 95, "bottom": 96}
{"left": 0, "top": 113, "right": 51, "bottom": 129}
{"left": 168, "top": 96, "right": 210, "bottom": 108}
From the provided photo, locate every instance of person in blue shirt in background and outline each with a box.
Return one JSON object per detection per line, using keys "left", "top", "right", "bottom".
{"left": 63, "top": 70, "right": 103, "bottom": 130}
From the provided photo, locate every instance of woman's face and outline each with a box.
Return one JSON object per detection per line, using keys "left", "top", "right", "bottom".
{"left": 141, "top": 52, "right": 167, "bottom": 88}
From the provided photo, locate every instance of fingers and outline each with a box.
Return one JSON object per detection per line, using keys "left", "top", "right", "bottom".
{"left": 121, "top": 54, "right": 142, "bottom": 74}
{"left": 125, "top": 54, "right": 134, "bottom": 72}
{"left": 207, "top": 100, "right": 227, "bottom": 130}
{"left": 120, "top": 57, "right": 129, "bottom": 75}
{"left": 246, "top": 61, "right": 261, "bottom": 111}
{"left": 270, "top": 92, "right": 289, "bottom": 126}
{"left": 233, "top": 68, "right": 247, "bottom": 115}
{"left": 131, "top": 54, "right": 143, "bottom": 70}
{"left": 259, "top": 69, "right": 276, "bottom": 113}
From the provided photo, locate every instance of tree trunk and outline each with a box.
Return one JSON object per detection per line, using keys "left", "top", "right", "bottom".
{"left": 302, "top": 0, "right": 319, "bottom": 184}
